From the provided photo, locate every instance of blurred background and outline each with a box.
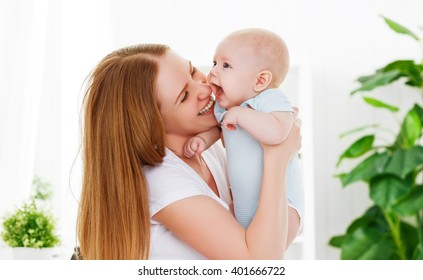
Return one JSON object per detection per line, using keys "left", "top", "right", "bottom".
{"left": 0, "top": 0, "right": 422, "bottom": 260}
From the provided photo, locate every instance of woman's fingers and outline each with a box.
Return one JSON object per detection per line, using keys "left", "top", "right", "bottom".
{"left": 295, "top": 117, "right": 302, "bottom": 128}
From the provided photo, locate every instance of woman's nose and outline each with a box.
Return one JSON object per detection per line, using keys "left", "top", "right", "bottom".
{"left": 196, "top": 83, "right": 212, "bottom": 100}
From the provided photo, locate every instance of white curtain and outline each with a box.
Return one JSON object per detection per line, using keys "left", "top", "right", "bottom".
{"left": 0, "top": 0, "right": 49, "bottom": 222}
{"left": 0, "top": 0, "right": 113, "bottom": 258}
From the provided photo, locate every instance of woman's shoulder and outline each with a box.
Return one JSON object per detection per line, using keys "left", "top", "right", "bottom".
{"left": 143, "top": 148, "right": 203, "bottom": 192}
{"left": 143, "top": 149, "right": 183, "bottom": 178}
{"left": 145, "top": 148, "right": 211, "bottom": 218}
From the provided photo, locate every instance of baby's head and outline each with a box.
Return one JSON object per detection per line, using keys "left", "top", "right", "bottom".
{"left": 209, "top": 28, "right": 289, "bottom": 108}
{"left": 226, "top": 28, "right": 289, "bottom": 86}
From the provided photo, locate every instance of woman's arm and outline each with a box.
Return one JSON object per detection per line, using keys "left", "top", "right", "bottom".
{"left": 153, "top": 118, "right": 301, "bottom": 259}
{"left": 222, "top": 106, "right": 293, "bottom": 145}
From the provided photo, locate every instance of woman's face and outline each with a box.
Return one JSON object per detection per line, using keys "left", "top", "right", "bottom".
{"left": 156, "top": 50, "right": 217, "bottom": 138}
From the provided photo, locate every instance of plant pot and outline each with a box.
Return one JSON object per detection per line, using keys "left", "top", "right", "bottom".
{"left": 11, "top": 247, "right": 57, "bottom": 260}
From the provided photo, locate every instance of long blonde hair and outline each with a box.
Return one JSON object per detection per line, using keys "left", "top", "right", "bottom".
{"left": 77, "top": 44, "right": 169, "bottom": 259}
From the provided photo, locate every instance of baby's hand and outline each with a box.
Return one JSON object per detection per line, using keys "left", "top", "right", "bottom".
{"left": 183, "top": 135, "right": 208, "bottom": 157}
{"left": 222, "top": 106, "right": 243, "bottom": 131}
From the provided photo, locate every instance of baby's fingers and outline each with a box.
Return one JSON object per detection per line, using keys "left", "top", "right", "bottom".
{"left": 195, "top": 141, "right": 207, "bottom": 155}
{"left": 183, "top": 142, "right": 195, "bottom": 158}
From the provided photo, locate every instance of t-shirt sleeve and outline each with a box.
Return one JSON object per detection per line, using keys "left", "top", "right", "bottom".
{"left": 244, "top": 89, "right": 294, "bottom": 113}
{"left": 146, "top": 167, "right": 205, "bottom": 219}
{"left": 214, "top": 101, "right": 227, "bottom": 123}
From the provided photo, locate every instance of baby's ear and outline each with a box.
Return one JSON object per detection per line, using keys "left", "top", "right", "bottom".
{"left": 253, "top": 70, "right": 272, "bottom": 92}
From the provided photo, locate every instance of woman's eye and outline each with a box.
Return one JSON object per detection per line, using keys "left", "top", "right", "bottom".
{"left": 181, "top": 91, "right": 189, "bottom": 103}
{"left": 223, "top": 63, "right": 230, "bottom": 68}
{"left": 191, "top": 67, "right": 197, "bottom": 77}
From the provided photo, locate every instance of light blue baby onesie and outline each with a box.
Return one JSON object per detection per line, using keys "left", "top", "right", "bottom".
{"left": 215, "top": 88, "right": 304, "bottom": 228}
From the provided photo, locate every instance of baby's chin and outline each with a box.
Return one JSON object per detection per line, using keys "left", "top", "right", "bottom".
{"left": 216, "top": 99, "right": 233, "bottom": 110}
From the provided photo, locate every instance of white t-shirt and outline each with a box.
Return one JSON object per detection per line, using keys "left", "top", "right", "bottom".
{"left": 144, "top": 142, "right": 231, "bottom": 260}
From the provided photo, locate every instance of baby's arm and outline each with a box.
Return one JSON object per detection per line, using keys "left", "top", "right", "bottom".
{"left": 223, "top": 106, "right": 293, "bottom": 145}
{"left": 183, "top": 126, "right": 220, "bottom": 157}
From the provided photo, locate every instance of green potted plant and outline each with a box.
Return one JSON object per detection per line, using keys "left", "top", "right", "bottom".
{"left": 329, "top": 16, "right": 423, "bottom": 259}
{"left": 1, "top": 176, "right": 60, "bottom": 259}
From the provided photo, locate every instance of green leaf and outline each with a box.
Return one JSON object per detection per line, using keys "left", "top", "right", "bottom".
{"left": 414, "top": 104, "right": 423, "bottom": 124}
{"left": 1, "top": 200, "right": 60, "bottom": 248}
{"left": 404, "top": 110, "right": 423, "bottom": 145}
{"left": 358, "top": 60, "right": 423, "bottom": 91}
{"left": 341, "top": 227, "right": 396, "bottom": 259}
{"left": 346, "top": 206, "right": 387, "bottom": 234}
{"left": 346, "top": 214, "right": 374, "bottom": 234}
{"left": 381, "top": 16, "right": 420, "bottom": 41}
{"left": 400, "top": 221, "right": 419, "bottom": 259}
{"left": 413, "top": 244, "right": 423, "bottom": 260}
{"left": 362, "top": 97, "right": 399, "bottom": 112}
{"left": 351, "top": 70, "right": 402, "bottom": 94}
{"left": 31, "top": 176, "right": 53, "bottom": 201}
{"left": 339, "top": 152, "right": 390, "bottom": 187}
{"left": 382, "top": 60, "right": 423, "bottom": 87}
{"left": 369, "top": 175, "right": 412, "bottom": 208}
{"left": 357, "top": 74, "right": 376, "bottom": 84}
{"left": 383, "top": 60, "right": 418, "bottom": 71}
{"left": 328, "top": 235, "right": 345, "bottom": 248}
{"left": 339, "top": 124, "right": 379, "bottom": 139}
{"left": 337, "top": 135, "right": 374, "bottom": 167}
{"left": 385, "top": 146, "right": 423, "bottom": 178}
{"left": 392, "top": 187, "right": 423, "bottom": 216}
{"left": 395, "top": 106, "right": 423, "bottom": 148}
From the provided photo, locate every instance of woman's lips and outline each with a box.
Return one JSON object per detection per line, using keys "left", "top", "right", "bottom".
{"left": 198, "top": 97, "right": 215, "bottom": 116}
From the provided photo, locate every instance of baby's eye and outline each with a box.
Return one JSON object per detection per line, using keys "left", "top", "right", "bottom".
{"left": 212, "top": 61, "right": 217, "bottom": 67}
{"left": 223, "top": 63, "right": 230, "bottom": 68}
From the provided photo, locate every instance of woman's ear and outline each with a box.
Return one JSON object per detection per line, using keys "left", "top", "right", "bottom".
{"left": 253, "top": 70, "right": 272, "bottom": 92}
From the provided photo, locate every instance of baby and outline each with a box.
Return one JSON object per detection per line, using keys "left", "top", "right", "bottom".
{"left": 184, "top": 28, "right": 304, "bottom": 231}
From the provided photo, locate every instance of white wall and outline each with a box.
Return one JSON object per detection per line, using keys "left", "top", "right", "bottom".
{"left": 1, "top": 0, "right": 422, "bottom": 259}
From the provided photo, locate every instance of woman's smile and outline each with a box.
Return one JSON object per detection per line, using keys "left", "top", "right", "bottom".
{"left": 198, "top": 97, "right": 215, "bottom": 116}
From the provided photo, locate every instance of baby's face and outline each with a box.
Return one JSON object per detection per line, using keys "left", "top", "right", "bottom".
{"left": 208, "top": 37, "right": 259, "bottom": 109}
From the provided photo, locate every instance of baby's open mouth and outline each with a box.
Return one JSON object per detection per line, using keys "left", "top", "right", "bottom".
{"left": 214, "top": 85, "right": 224, "bottom": 98}
{"left": 198, "top": 97, "right": 215, "bottom": 116}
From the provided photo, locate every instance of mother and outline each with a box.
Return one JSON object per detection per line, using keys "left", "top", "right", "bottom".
{"left": 77, "top": 44, "right": 301, "bottom": 259}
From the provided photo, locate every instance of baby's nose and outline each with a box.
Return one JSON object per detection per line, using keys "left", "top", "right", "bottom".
{"left": 207, "top": 70, "right": 218, "bottom": 85}
{"left": 209, "top": 68, "right": 218, "bottom": 77}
